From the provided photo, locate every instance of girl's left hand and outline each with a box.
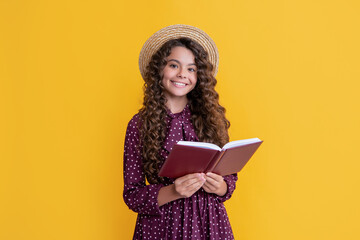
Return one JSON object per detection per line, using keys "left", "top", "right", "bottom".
{"left": 202, "top": 172, "right": 227, "bottom": 196}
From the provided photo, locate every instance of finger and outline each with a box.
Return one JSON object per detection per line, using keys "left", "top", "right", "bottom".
{"left": 180, "top": 182, "right": 204, "bottom": 197}
{"left": 176, "top": 174, "right": 205, "bottom": 191}
{"left": 205, "top": 172, "right": 223, "bottom": 181}
{"left": 202, "top": 184, "right": 211, "bottom": 193}
{"left": 187, "top": 178, "right": 205, "bottom": 193}
{"left": 204, "top": 175, "right": 221, "bottom": 188}
{"left": 202, "top": 181, "right": 216, "bottom": 192}
{"left": 182, "top": 176, "right": 205, "bottom": 188}
{"left": 202, "top": 182, "right": 217, "bottom": 193}
{"left": 176, "top": 173, "right": 204, "bottom": 184}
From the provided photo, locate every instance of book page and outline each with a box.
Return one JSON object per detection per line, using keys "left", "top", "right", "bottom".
{"left": 177, "top": 141, "right": 221, "bottom": 151}
{"left": 222, "top": 138, "right": 262, "bottom": 150}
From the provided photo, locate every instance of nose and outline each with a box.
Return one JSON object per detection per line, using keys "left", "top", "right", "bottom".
{"left": 177, "top": 67, "right": 187, "bottom": 79}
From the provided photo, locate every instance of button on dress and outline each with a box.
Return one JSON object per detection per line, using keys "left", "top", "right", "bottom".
{"left": 123, "top": 104, "right": 238, "bottom": 239}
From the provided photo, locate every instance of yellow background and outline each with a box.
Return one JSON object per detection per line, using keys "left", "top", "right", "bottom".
{"left": 1, "top": 0, "right": 359, "bottom": 239}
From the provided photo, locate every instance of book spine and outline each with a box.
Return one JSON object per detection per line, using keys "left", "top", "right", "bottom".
{"left": 205, "top": 150, "right": 226, "bottom": 173}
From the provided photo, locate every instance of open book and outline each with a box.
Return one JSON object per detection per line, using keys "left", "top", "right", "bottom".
{"left": 159, "top": 138, "right": 263, "bottom": 178}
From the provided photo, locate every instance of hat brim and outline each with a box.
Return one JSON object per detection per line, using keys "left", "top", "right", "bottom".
{"left": 139, "top": 24, "right": 219, "bottom": 80}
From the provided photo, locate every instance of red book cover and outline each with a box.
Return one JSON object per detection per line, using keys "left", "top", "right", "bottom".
{"left": 159, "top": 138, "right": 263, "bottom": 179}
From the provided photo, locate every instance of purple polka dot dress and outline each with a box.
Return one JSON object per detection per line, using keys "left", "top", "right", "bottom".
{"left": 123, "top": 104, "right": 238, "bottom": 239}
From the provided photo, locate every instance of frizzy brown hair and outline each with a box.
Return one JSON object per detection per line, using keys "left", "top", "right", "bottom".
{"left": 138, "top": 37, "right": 230, "bottom": 184}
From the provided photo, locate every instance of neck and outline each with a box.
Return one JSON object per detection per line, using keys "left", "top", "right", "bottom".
{"left": 165, "top": 95, "right": 188, "bottom": 114}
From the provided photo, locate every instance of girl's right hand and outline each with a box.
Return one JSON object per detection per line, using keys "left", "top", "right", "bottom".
{"left": 174, "top": 173, "right": 206, "bottom": 198}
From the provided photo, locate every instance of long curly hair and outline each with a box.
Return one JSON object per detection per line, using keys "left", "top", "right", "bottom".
{"left": 139, "top": 37, "right": 230, "bottom": 184}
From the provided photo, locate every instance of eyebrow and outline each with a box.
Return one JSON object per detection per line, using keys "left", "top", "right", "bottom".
{"left": 168, "top": 59, "right": 196, "bottom": 66}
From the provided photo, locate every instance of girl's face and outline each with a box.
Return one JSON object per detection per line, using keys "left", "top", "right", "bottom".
{"left": 161, "top": 46, "right": 198, "bottom": 100}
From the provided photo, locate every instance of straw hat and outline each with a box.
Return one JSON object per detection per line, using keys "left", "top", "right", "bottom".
{"left": 138, "top": 24, "right": 219, "bottom": 80}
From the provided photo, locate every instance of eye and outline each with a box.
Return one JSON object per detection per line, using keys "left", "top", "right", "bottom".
{"left": 188, "top": 68, "right": 196, "bottom": 72}
{"left": 169, "top": 64, "right": 178, "bottom": 68}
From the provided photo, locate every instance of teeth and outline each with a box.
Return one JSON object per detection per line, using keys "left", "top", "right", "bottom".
{"left": 173, "top": 82, "right": 186, "bottom": 86}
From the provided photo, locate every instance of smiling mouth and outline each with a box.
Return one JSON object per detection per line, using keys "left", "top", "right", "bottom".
{"left": 170, "top": 80, "right": 188, "bottom": 87}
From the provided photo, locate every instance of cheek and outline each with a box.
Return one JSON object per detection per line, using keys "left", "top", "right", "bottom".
{"left": 160, "top": 77, "right": 166, "bottom": 89}
{"left": 192, "top": 75, "right": 198, "bottom": 86}
{"left": 189, "top": 78, "right": 198, "bottom": 91}
{"left": 162, "top": 69, "right": 173, "bottom": 81}
{"left": 160, "top": 70, "right": 168, "bottom": 83}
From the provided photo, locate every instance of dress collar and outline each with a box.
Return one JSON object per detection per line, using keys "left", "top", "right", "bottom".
{"left": 162, "top": 104, "right": 198, "bottom": 153}
{"left": 166, "top": 104, "right": 191, "bottom": 122}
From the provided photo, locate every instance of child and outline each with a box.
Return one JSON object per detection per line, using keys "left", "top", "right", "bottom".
{"left": 123, "top": 24, "right": 238, "bottom": 239}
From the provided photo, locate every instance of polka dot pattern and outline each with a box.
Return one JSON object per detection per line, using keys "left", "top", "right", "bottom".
{"left": 123, "top": 104, "right": 238, "bottom": 239}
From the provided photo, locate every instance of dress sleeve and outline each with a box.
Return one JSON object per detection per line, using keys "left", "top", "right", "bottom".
{"left": 122, "top": 115, "right": 164, "bottom": 216}
{"left": 215, "top": 173, "right": 238, "bottom": 203}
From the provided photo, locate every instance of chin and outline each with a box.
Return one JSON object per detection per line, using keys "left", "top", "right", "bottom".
{"left": 166, "top": 89, "right": 193, "bottom": 98}
{"left": 170, "top": 92, "right": 190, "bottom": 98}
